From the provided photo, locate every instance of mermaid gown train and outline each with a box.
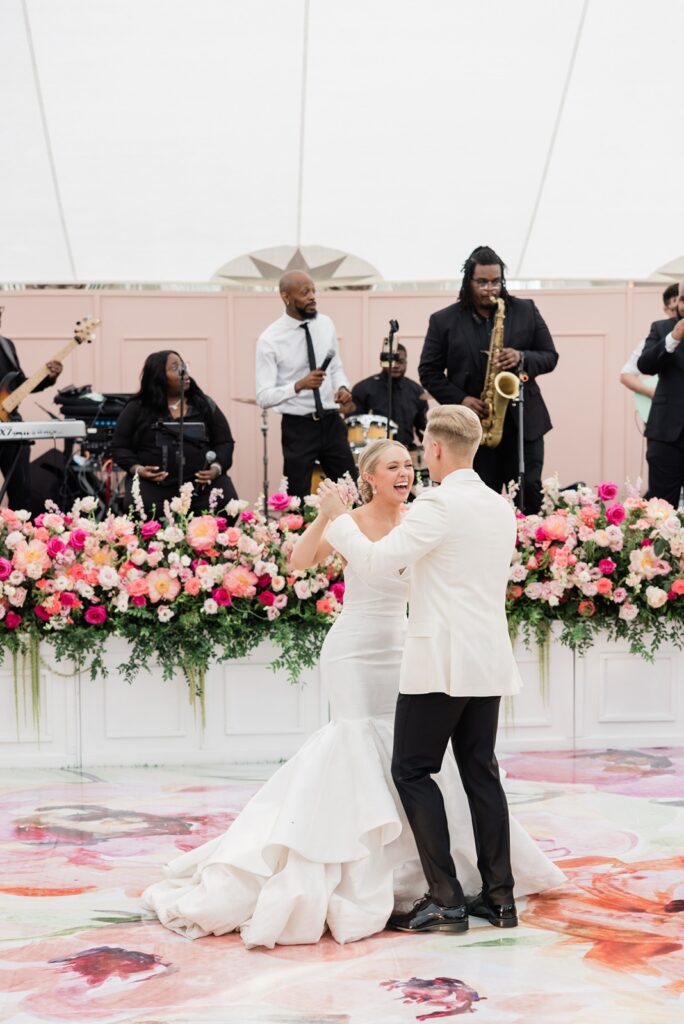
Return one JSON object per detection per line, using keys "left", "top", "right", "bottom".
{"left": 142, "top": 566, "right": 564, "bottom": 947}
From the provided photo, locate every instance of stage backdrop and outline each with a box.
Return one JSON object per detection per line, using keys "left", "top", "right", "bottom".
{"left": 0, "top": 285, "right": 661, "bottom": 502}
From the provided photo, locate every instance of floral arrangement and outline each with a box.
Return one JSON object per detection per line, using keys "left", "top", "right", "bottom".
{"left": 0, "top": 480, "right": 348, "bottom": 725}
{"left": 2, "top": 472, "right": 683, "bottom": 728}
{"left": 507, "top": 477, "right": 684, "bottom": 657}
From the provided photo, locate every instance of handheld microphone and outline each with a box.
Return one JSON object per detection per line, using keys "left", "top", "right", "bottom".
{"left": 201, "top": 450, "right": 217, "bottom": 489}
{"left": 179, "top": 363, "right": 187, "bottom": 377}
{"left": 389, "top": 319, "right": 399, "bottom": 334}
{"left": 319, "top": 350, "right": 334, "bottom": 372}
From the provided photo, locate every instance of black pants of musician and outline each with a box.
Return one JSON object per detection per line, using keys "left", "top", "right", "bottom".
{"left": 391, "top": 692, "right": 514, "bottom": 909}
{"left": 124, "top": 474, "right": 238, "bottom": 517}
{"left": 474, "top": 427, "right": 545, "bottom": 515}
{"left": 281, "top": 411, "right": 357, "bottom": 500}
{"left": 0, "top": 441, "right": 31, "bottom": 512}
{"left": 645, "top": 437, "right": 684, "bottom": 506}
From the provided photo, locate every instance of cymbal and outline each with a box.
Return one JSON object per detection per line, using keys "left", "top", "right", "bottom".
{"left": 232, "top": 397, "right": 258, "bottom": 405}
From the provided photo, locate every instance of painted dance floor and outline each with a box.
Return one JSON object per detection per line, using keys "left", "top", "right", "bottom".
{"left": 0, "top": 748, "right": 682, "bottom": 1023}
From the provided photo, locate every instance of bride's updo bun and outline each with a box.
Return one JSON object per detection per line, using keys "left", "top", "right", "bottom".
{"left": 357, "top": 438, "right": 410, "bottom": 503}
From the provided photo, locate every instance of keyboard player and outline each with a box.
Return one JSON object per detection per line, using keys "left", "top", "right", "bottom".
{"left": 0, "top": 306, "right": 63, "bottom": 510}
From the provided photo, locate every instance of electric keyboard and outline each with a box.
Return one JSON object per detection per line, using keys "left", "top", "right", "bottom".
{"left": 0, "top": 420, "right": 87, "bottom": 442}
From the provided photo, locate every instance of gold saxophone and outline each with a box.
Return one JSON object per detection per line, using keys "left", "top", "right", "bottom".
{"left": 480, "top": 296, "right": 520, "bottom": 448}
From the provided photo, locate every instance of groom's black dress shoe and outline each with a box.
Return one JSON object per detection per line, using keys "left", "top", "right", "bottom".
{"left": 388, "top": 894, "right": 469, "bottom": 934}
{"left": 467, "top": 892, "right": 518, "bottom": 928}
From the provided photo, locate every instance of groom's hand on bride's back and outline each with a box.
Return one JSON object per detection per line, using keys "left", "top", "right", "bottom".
{"left": 318, "top": 480, "right": 347, "bottom": 520}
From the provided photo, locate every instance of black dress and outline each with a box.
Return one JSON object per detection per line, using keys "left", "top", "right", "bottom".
{"left": 111, "top": 396, "right": 238, "bottom": 515}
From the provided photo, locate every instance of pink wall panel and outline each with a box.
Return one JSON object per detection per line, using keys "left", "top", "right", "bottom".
{"left": 0, "top": 285, "right": 672, "bottom": 503}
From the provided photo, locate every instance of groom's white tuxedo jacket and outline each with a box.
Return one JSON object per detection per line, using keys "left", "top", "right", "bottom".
{"left": 326, "top": 469, "right": 522, "bottom": 698}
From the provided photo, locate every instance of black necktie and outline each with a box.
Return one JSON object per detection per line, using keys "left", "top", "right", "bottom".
{"left": 301, "top": 322, "right": 324, "bottom": 418}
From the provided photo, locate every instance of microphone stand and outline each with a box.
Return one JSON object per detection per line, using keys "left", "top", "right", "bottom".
{"left": 261, "top": 407, "right": 269, "bottom": 520}
{"left": 178, "top": 367, "right": 186, "bottom": 491}
{"left": 385, "top": 319, "right": 399, "bottom": 439}
{"left": 516, "top": 354, "right": 528, "bottom": 512}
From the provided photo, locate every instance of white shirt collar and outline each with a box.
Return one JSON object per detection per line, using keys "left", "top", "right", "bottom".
{"left": 440, "top": 468, "right": 480, "bottom": 485}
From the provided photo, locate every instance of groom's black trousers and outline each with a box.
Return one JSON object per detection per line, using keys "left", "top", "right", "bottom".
{"left": 391, "top": 692, "right": 514, "bottom": 908}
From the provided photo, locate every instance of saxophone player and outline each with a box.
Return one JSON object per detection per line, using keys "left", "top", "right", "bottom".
{"left": 418, "top": 245, "right": 558, "bottom": 514}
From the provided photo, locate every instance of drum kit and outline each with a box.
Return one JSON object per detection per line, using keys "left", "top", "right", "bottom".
{"left": 233, "top": 401, "right": 430, "bottom": 500}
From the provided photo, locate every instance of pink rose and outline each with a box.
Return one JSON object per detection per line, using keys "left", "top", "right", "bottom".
{"left": 0, "top": 558, "right": 12, "bottom": 581}
{"left": 240, "top": 510, "right": 255, "bottom": 523}
{"left": 46, "top": 537, "right": 66, "bottom": 558}
{"left": 33, "top": 514, "right": 46, "bottom": 528}
{"left": 68, "top": 529, "right": 88, "bottom": 550}
{"left": 268, "top": 492, "right": 292, "bottom": 512}
{"left": 183, "top": 578, "right": 201, "bottom": 596}
{"left": 597, "top": 482, "right": 618, "bottom": 502}
{"left": 605, "top": 504, "right": 625, "bottom": 526}
{"left": 140, "top": 520, "right": 162, "bottom": 539}
{"left": 598, "top": 558, "right": 616, "bottom": 575}
{"left": 257, "top": 590, "right": 275, "bottom": 607}
{"left": 211, "top": 586, "right": 233, "bottom": 607}
{"left": 84, "top": 605, "right": 108, "bottom": 625}
{"left": 60, "top": 591, "right": 77, "bottom": 608}
{"left": 34, "top": 606, "right": 51, "bottom": 621}
{"left": 224, "top": 528, "right": 242, "bottom": 546}
{"left": 132, "top": 595, "right": 147, "bottom": 607}
{"left": 329, "top": 581, "right": 345, "bottom": 603}
{"left": 612, "top": 587, "right": 627, "bottom": 603}
{"left": 279, "top": 513, "right": 304, "bottom": 532}
{"left": 5, "top": 611, "right": 21, "bottom": 629}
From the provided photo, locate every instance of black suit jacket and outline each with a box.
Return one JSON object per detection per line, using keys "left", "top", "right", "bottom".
{"left": 418, "top": 296, "right": 558, "bottom": 442}
{"left": 637, "top": 316, "right": 684, "bottom": 443}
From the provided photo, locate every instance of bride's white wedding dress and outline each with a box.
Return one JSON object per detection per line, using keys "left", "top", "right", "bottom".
{"left": 143, "top": 566, "right": 564, "bottom": 948}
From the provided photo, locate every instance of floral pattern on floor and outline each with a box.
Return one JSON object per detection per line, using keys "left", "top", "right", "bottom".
{"left": 0, "top": 751, "right": 681, "bottom": 1023}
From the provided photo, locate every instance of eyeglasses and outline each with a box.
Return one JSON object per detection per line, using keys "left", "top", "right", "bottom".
{"left": 473, "top": 278, "right": 502, "bottom": 289}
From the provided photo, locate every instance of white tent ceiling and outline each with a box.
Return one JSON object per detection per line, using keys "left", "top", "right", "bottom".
{"left": 2, "top": 0, "right": 683, "bottom": 285}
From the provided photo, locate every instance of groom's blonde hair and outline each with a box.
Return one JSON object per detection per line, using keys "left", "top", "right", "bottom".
{"left": 426, "top": 405, "right": 482, "bottom": 454}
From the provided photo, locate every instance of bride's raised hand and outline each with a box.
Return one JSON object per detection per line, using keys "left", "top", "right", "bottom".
{"left": 318, "top": 479, "right": 348, "bottom": 521}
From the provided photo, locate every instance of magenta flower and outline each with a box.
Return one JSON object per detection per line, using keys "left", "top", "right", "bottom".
{"left": 211, "top": 586, "right": 232, "bottom": 607}
{"left": 140, "top": 520, "right": 162, "bottom": 539}
{"left": 132, "top": 595, "right": 147, "bottom": 607}
{"left": 267, "top": 492, "right": 291, "bottom": 511}
{"left": 597, "top": 482, "right": 618, "bottom": 501}
{"left": 0, "top": 558, "right": 12, "bottom": 581}
{"left": 534, "top": 525, "right": 548, "bottom": 543}
{"left": 60, "top": 591, "right": 78, "bottom": 608}
{"left": 34, "top": 606, "right": 51, "bottom": 621}
{"left": 605, "top": 503, "right": 626, "bottom": 525}
{"left": 240, "top": 510, "right": 255, "bottom": 523}
{"left": 46, "top": 537, "right": 66, "bottom": 558}
{"left": 5, "top": 611, "right": 21, "bottom": 629}
{"left": 68, "top": 529, "right": 88, "bottom": 550}
{"left": 257, "top": 590, "right": 275, "bottom": 607}
{"left": 84, "top": 605, "right": 108, "bottom": 625}
{"left": 598, "top": 558, "right": 616, "bottom": 575}
{"left": 329, "top": 581, "right": 345, "bottom": 602}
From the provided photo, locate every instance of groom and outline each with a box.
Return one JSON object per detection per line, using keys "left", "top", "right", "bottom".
{"left": 320, "top": 405, "right": 522, "bottom": 933}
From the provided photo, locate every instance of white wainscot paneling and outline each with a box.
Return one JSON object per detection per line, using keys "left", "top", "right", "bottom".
{"left": 498, "top": 626, "right": 575, "bottom": 753}
{"left": 0, "top": 657, "right": 78, "bottom": 767}
{"left": 576, "top": 637, "right": 683, "bottom": 749}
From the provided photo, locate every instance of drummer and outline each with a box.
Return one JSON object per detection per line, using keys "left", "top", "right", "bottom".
{"left": 348, "top": 343, "right": 429, "bottom": 449}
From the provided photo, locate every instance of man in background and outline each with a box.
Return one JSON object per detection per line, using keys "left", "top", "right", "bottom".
{"left": 637, "top": 282, "right": 684, "bottom": 505}
{"left": 255, "top": 272, "right": 357, "bottom": 501}
{"left": 619, "top": 283, "right": 678, "bottom": 407}
{"left": 349, "top": 343, "right": 428, "bottom": 450}
{"left": 418, "top": 245, "right": 557, "bottom": 514}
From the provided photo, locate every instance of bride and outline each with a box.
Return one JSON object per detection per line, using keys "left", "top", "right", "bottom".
{"left": 142, "top": 439, "right": 564, "bottom": 948}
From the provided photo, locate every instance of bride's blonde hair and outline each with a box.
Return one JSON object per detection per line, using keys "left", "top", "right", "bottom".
{"left": 357, "top": 438, "right": 410, "bottom": 503}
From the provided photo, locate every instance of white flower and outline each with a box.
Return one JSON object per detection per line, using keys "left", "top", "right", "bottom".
{"left": 4, "top": 531, "right": 23, "bottom": 549}
{"left": 157, "top": 606, "right": 174, "bottom": 622}
{"left": 203, "top": 598, "right": 218, "bottom": 614}
{"left": 76, "top": 582, "right": 94, "bottom": 599}
{"left": 180, "top": 555, "right": 191, "bottom": 567}
{"left": 79, "top": 496, "right": 99, "bottom": 513}
{"left": 98, "top": 566, "right": 120, "bottom": 589}
{"left": 8, "top": 588, "right": 26, "bottom": 608}
{"left": 162, "top": 525, "right": 184, "bottom": 545}
{"left": 645, "top": 585, "right": 668, "bottom": 609}
{"left": 53, "top": 575, "right": 68, "bottom": 591}
{"left": 294, "top": 579, "right": 311, "bottom": 600}
{"left": 42, "top": 513, "right": 65, "bottom": 532}
{"left": 619, "top": 601, "right": 638, "bottom": 621}
{"left": 271, "top": 575, "right": 285, "bottom": 592}
{"left": 14, "top": 508, "right": 31, "bottom": 521}
{"left": 170, "top": 482, "right": 194, "bottom": 515}
{"left": 226, "top": 499, "right": 248, "bottom": 518}
{"left": 115, "top": 591, "right": 130, "bottom": 612}
{"left": 509, "top": 564, "right": 528, "bottom": 583}
{"left": 8, "top": 570, "right": 25, "bottom": 586}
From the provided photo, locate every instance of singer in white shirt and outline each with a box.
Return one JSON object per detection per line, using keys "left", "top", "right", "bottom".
{"left": 255, "top": 271, "right": 357, "bottom": 499}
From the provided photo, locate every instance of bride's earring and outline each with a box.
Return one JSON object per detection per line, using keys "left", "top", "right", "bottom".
{"left": 372, "top": 485, "right": 378, "bottom": 495}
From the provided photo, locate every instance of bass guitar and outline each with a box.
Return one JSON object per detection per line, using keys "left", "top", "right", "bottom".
{"left": 0, "top": 317, "right": 100, "bottom": 422}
